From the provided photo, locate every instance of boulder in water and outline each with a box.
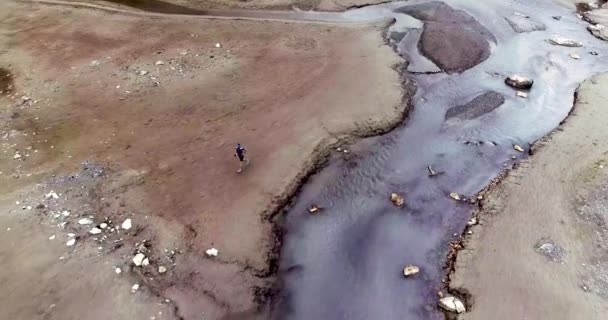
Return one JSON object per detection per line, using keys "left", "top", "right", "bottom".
{"left": 438, "top": 296, "right": 466, "bottom": 313}
{"left": 505, "top": 75, "right": 534, "bottom": 89}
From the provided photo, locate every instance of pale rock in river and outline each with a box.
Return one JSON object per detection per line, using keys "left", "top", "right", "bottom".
{"left": 438, "top": 296, "right": 466, "bottom": 313}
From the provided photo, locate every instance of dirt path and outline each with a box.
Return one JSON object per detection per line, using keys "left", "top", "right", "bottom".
{"left": 0, "top": 1, "right": 404, "bottom": 319}
{"left": 450, "top": 73, "right": 608, "bottom": 319}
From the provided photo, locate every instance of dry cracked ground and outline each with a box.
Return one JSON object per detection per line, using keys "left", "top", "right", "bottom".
{"left": 0, "top": 0, "right": 403, "bottom": 319}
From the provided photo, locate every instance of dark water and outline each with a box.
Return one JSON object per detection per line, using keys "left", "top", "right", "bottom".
{"left": 269, "top": 1, "right": 608, "bottom": 319}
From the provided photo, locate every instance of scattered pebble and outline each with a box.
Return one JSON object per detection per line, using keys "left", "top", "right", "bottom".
{"left": 513, "top": 144, "right": 525, "bottom": 152}
{"left": 467, "top": 217, "right": 478, "bottom": 226}
{"left": 133, "top": 253, "right": 146, "bottom": 266}
{"left": 115, "top": 267, "right": 122, "bottom": 274}
{"left": 516, "top": 91, "right": 528, "bottom": 98}
{"left": 45, "top": 191, "right": 59, "bottom": 199}
{"left": 49, "top": 235, "right": 55, "bottom": 240}
{"left": 66, "top": 238, "right": 76, "bottom": 246}
{"left": 78, "top": 218, "right": 93, "bottom": 225}
{"left": 138, "top": 70, "right": 149, "bottom": 76}
{"left": 155, "top": 60, "right": 165, "bottom": 66}
{"left": 142, "top": 258, "right": 150, "bottom": 267}
{"left": 403, "top": 265, "right": 420, "bottom": 277}
{"left": 449, "top": 192, "right": 461, "bottom": 201}
{"left": 308, "top": 205, "right": 321, "bottom": 214}
{"left": 205, "top": 248, "right": 219, "bottom": 257}
{"left": 438, "top": 296, "right": 466, "bottom": 314}
{"left": 570, "top": 53, "right": 581, "bottom": 60}
{"left": 100, "top": 223, "right": 108, "bottom": 229}
{"left": 390, "top": 193, "right": 405, "bottom": 207}
{"left": 61, "top": 210, "right": 70, "bottom": 217}
{"left": 67, "top": 233, "right": 75, "bottom": 237}
{"left": 158, "top": 266, "right": 167, "bottom": 273}
{"left": 215, "top": 43, "right": 221, "bottom": 48}
{"left": 89, "top": 227, "right": 102, "bottom": 235}
{"left": 131, "top": 284, "right": 140, "bottom": 293}
{"left": 121, "top": 218, "right": 132, "bottom": 230}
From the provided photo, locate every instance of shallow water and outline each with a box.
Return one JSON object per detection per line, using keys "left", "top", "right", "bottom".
{"left": 270, "top": 1, "right": 608, "bottom": 319}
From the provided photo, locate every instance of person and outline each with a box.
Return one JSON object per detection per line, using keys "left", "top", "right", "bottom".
{"left": 234, "top": 143, "right": 250, "bottom": 173}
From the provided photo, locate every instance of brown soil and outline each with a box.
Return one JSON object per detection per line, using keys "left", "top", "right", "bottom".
{"left": 449, "top": 73, "right": 608, "bottom": 319}
{"left": 0, "top": 1, "right": 404, "bottom": 319}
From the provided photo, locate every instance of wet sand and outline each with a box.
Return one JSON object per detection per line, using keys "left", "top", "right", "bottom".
{"left": 450, "top": 73, "right": 608, "bottom": 319}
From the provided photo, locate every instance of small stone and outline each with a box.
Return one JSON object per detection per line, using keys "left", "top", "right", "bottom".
{"left": 467, "top": 217, "right": 478, "bottom": 226}
{"left": 66, "top": 238, "right": 76, "bottom": 247}
{"left": 180, "top": 51, "right": 188, "bottom": 55}
{"left": 215, "top": 43, "right": 221, "bottom": 48}
{"left": 428, "top": 165, "right": 437, "bottom": 176}
{"left": 115, "top": 267, "right": 122, "bottom": 274}
{"left": 67, "top": 233, "right": 76, "bottom": 237}
{"left": 78, "top": 218, "right": 93, "bottom": 225}
{"left": 403, "top": 265, "right": 420, "bottom": 277}
{"left": 449, "top": 192, "right": 461, "bottom": 201}
{"left": 121, "top": 218, "right": 132, "bottom": 230}
{"left": 158, "top": 266, "right": 167, "bottom": 273}
{"left": 133, "top": 253, "right": 146, "bottom": 266}
{"left": 155, "top": 60, "right": 165, "bottom": 66}
{"left": 89, "top": 227, "right": 102, "bottom": 235}
{"left": 438, "top": 296, "right": 466, "bottom": 314}
{"left": 206, "top": 248, "right": 219, "bottom": 257}
{"left": 308, "top": 205, "right": 321, "bottom": 214}
{"left": 548, "top": 36, "right": 583, "bottom": 47}
{"left": 49, "top": 235, "right": 55, "bottom": 240}
{"left": 13, "top": 153, "right": 21, "bottom": 159}
{"left": 131, "top": 284, "right": 140, "bottom": 293}
{"left": 26, "top": 206, "right": 32, "bottom": 210}
{"left": 505, "top": 75, "right": 534, "bottom": 89}
{"left": 142, "top": 258, "right": 150, "bottom": 266}
{"left": 138, "top": 70, "right": 149, "bottom": 76}
{"left": 516, "top": 91, "right": 528, "bottom": 98}
{"left": 61, "top": 210, "right": 70, "bottom": 217}
{"left": 437, "top": 291, "right": 444, "bottom": 298}
{"left": 390, "top": 193, "right": 405, "bottom": 207}
{"left": 90, "top": 60, "right": 100, "bottom": 67}
{"left": 513, "top": 145, "right": 525, "bottom": 152}
{"left": 336, "top": 147, "right": 342, "bottom": 152}
{"left": 46, "top": 191, "right": 59, "bottom": 199}
{"left": 570, "top": 53, "right": 581, "bottom": 60}
{"left": 100, "top": 223, "right": 108, "bottom": 229}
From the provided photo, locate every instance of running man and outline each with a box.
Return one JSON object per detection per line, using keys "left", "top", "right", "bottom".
{"left": 234, "top": 143, "right": 250, "bottom": 173}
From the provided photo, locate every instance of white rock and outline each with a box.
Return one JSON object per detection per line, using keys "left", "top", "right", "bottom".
{"left": 158, "top": 266, "right": 167, "bottom": 273}
{"left": 100, "top": 223, "right": 108, "bottom": 229}
{"left": 548, "top": 36, "right": 583, "bottom": 47}
{"left": 121, "top": 218, "right": 132, "bottom": 230}
{"left": 155, "top": 60, "right": 165, "bottom": 66}
{"left": 90, "top": 60, "right": 101, "bottom": 67}
{"left": 26, "top": 206, "right": 32, "bottom": 210}
{"left": 61, "top": 210, "right": 70, "bottom": 217}
{"left": 13, "top": 153, "right": 21, "bottom": 159}
{"left": 403, "top": 265, "right": 420, "bottom": 277}
{"left": 131, "top": 284, "right": 140, "bottom": 293}
{"left": 438, "top": 296, "right": 466, "bottom": 314}
{"left": 215, "top": 43, "right": 221, "bottom": 48}
{"left": 46, "top": 191, "right": 59, "bottom": 199}
{"left": 467, "top": 217, "right": 478, "bottom": 226}
{"left": 505, "top": 75, "right": 534, "bottom": 89}
{"left": 66, "top": 238, "right": 76, "bottom": 247}
{"left": 142, "top": 258, "right": 150, "bottom": 266}
{"left": 78, "top": 218, "right": 93, "bottom": 225}
{"left": 449, "top": 192, "right": 461, "bottom": 201}
{"left": 516, "top": 91, "right": 528, "bottom": 98}
{"left": 67, "top": 233, "right": 76, "bottom": 237}
{"left": 89, "top": 227, "right": 102, "bottom": 235}
{"left": 115, "top": 267, "right": 122, "bottom": 274}
{"left": 138, "top": 70, "right": 149, "bottom": 76}
{"left": 206, "top": 248, "right": 219, "bottom": 257}
{"left": 132, "top": 253, "right": 146, "bottom": 266}
{"left": 570, "top": 53, "right": 581, "bottom": 60}
{"left": 49, "top": 235, "right": 56, "bottom": 240}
